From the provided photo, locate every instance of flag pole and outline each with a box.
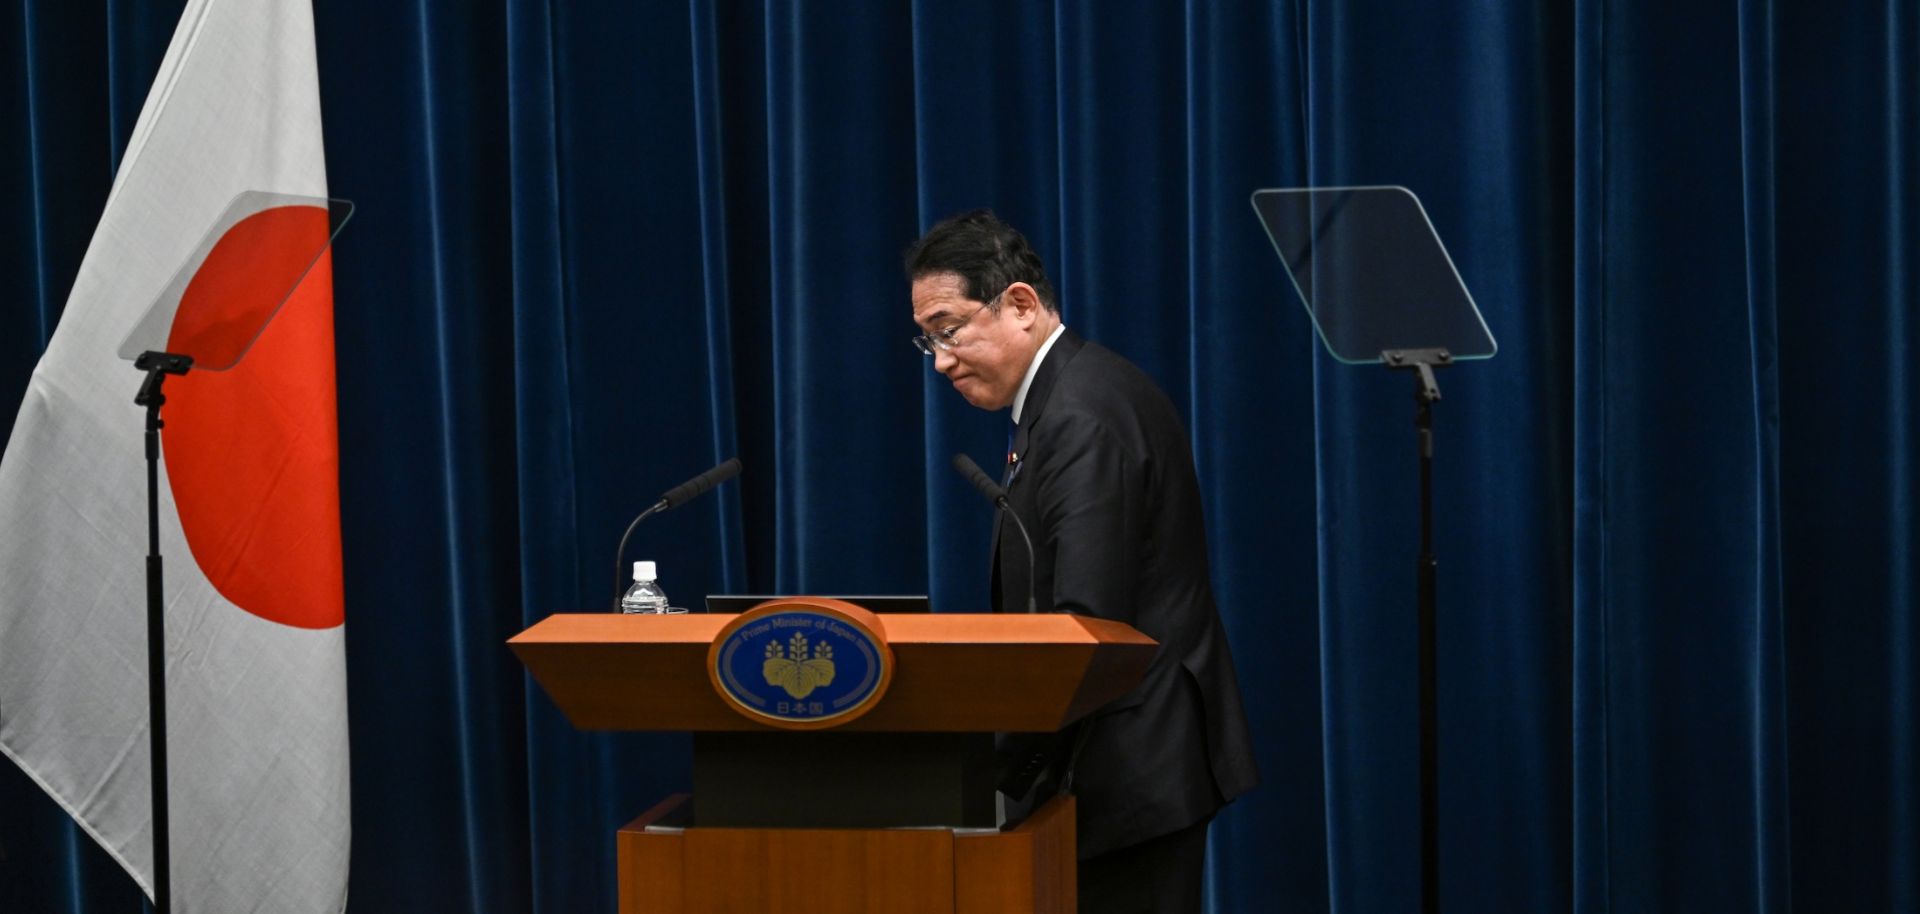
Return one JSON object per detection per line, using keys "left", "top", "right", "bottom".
{"left": 134, "top": 350, "right": 191, "bottom": 914}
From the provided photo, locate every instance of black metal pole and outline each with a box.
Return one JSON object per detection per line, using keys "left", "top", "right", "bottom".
{"left": 1417, "top": 393, "right": 1438, "bottom": 914}
{"left": 134, "top": 351, "right": 189, "bottom": 914}
{"left": 1383, "top": 348, "right": 1446, "bottom": 914}
{"left": 143, "top": 395, "right": 170, "bottom": 914}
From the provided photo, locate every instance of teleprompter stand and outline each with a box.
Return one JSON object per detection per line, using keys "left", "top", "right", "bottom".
{"left": 117, "top": 192, "right": 351, "bottom": 913}
{"left": 1385, "top": 345, "right": 1449, "bottom": 914}
{"left": 131, "top": 350, "right": 191, "bottom": 914}
{"left": 1253, "top": 186, "right": 1497, "bottom": 914}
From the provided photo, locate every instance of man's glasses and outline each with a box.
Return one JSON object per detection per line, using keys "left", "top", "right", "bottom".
{"left": 910, "top": 290, "right": 1004, "bottom": 356}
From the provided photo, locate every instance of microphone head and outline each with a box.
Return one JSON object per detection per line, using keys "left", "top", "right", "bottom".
{"left": 950, "top": 452, "right": 1005, "bottom": 504}
{"left": 659, "top": 457, "right": 742, "bottom": 509}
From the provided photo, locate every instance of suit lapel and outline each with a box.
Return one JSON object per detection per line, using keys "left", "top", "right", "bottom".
{"left": 990, "top": 329, "right": 1084, "bottom": 613}
{"left": 1005, "top": 329, "right": 1083, "bottom": 496}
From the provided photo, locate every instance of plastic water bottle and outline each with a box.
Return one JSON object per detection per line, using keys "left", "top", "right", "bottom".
{"left": 619, "top": 561, "right": 672, "bottom": 614}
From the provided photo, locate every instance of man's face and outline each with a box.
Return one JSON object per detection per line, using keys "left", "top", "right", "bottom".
{"left": 911, "top": 272, "right": 1034, "bottom": 411}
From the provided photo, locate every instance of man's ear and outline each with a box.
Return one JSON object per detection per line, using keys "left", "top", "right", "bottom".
{"left": 1003, "top": 282, "right": 1044, "bottom": 323}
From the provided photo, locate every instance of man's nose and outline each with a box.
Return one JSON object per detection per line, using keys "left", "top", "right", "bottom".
{"left": 933, "top": 348, "right": 957, "bottom": 374}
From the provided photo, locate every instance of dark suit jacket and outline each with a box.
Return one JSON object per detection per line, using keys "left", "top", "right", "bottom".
{"left": 992, "top": 330, "right": 1258, "bottom": 858}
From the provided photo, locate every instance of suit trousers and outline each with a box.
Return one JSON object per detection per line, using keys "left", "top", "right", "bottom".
{"left": 1077, "top": 815, "right": 1211, "bottom": 914}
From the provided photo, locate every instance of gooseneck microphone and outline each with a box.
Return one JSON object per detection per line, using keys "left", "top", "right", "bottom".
{"left": 611, "top": 458, "right": 741, "bottom": 610}
{"left": 952, "top": 453, "right": 1038, "bottom": 613}
{"left": 656, "top": 457, "right": 742, "bottom": 511}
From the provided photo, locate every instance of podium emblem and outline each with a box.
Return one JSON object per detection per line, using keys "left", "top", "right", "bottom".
{"left": 764, "top": 631, "right": 836, "bottom": 698}
{"left": 708, "top": 597, "right": 893, "bottom": 730}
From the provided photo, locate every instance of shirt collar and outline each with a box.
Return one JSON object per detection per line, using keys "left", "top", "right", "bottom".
{"left": 1012, "top": 324, "right": 1067, "bottom": 425}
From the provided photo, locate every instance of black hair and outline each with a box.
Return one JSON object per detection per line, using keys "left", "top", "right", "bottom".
{"left": 904, "top": 209, "right": 1059, "bottom": 313}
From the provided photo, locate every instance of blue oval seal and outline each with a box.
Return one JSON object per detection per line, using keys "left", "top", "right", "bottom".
{"left": 707, "top": 597, "right": 894, "bottom": 729}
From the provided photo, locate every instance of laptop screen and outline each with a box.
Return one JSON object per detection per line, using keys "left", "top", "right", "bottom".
{"left": 701, "top": 595, "right": 932, "bottom": 614}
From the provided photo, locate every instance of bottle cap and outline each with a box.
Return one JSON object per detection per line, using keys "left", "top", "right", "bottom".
{"left": 632, "top": 560, "right": 657, "bottom": 582}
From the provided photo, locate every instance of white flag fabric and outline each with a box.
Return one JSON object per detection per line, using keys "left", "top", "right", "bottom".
{"left": 0, "top": 0, "right": 349, "bottom": 910}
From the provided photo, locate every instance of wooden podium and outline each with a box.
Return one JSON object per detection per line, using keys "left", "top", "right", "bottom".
{"left": 510, "top": 602, "right": 1155, "bottom": 914}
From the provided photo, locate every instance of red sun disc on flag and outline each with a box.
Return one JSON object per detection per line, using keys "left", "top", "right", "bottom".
{"left": 162, "top": 204, "right": 345, "bottom": 630}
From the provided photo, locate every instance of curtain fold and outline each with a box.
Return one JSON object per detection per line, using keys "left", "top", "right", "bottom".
{"left": 760, "top": 2, "right": 926, "bottom": 596}
{"left": 1181, "top": 0, "right": 1328, "bottom": 909}
{"left": 1735, "top": 3, "right": 1793, "bottom": 911}
{"left": 503, "top": 1, "right": 573, "bottom": 910}
{"left": 1769, "top": 0, "right": 1920, "bottom": 910}
{"left": 687, "top": 0, "right": 749, "bottom": 597}
{"left": 2, "top": 2, "right": 1914, "bottom": 912}
{"left": 1573, "top": 0, "right": 1779, "bottom": 901}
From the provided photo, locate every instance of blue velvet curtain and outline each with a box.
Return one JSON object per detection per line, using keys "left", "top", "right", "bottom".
{"left": 2, "top": 2, "right": 1913, "bottom": 912}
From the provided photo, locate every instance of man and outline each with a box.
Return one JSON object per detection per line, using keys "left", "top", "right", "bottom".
{"left": 906, "top": 210, "right": 1258, "bottom": 913}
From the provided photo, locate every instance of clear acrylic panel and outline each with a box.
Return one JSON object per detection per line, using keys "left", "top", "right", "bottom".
{"left": 1250, "top": 186, "right": 1495, "bottom": 364}
{"left": 118, "top": 191, "right": 353, "bottom": 371}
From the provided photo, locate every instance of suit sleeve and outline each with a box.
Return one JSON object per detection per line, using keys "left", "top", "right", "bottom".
{"left": 1029, "top": 408, "right": 1143, "bottom": 625}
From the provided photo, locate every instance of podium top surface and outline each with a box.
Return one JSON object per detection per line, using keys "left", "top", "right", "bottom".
{"left": 510, "top": 611, "right": 1152, "bottom": 645}
{"left": 511, "top": 612, "right": 1156, "bottom": 733}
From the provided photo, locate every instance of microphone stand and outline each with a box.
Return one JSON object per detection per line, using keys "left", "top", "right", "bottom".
{"left": 133, "top": 350, "right": 192, "bottom": 914}
{"left": 950, "top": 453, "right": 1036, "bottom": 613}
{"left": 1000, "top": 507, "right": 1038, "bottom": 614}
{"left": 609, "top": 459, "right": 741, "bottom": 610}
{"left": 610, "top": 503, "right": 664, "bottom": 611}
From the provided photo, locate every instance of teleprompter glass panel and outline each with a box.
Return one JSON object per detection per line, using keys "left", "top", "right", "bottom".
{"left": 1250, "top": 186, "right": 1494, "bottom": 364}
{"left": 118, "top": 191, "right": 353, "bottom": 371}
